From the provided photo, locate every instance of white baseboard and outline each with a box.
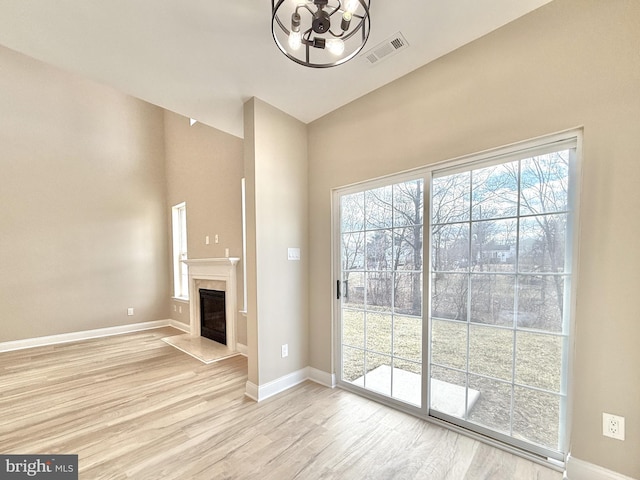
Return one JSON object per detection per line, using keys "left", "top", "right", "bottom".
{"left": 244, "top": 381, "right": 259, "bottom": 401}
{"left": 168, "top": 319, "right": 190, "bottom": 333}
{"left": 308, "top": 367, "right": 336, "bottom": 388}
{"left": 244, "top": 366, "right": 335, "bottom": 402}
{"left": 254, "top": 368, "right": 309, "bottom": 401}
{"left": 565, "top": 454, "right": 637, "bottom": 480}
{"left": 236, "top": 342, "right": 248, "bottom": 357}
{"left": 0, "top": 319, "right": 184, "bottom": 353}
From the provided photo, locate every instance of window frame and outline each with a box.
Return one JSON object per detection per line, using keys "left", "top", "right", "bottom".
{"left": 331, "top": 129, "right": 582, "bottom": 467}
{"left": 172, "top": 202, "right": 188, "bottom": 300}
{"left": 428, "top": 135, "right": 580, "bottom": 461}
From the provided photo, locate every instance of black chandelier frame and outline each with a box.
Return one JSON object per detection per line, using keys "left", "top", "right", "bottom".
{"left": 271, "top": 0, "right": 371, "bottom": 68}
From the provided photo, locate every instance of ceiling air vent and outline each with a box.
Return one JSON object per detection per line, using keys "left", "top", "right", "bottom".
{"left": 363, "top": 32, "right": 409, "bottom": 65}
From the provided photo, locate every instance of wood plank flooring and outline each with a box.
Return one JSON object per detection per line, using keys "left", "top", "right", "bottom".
{"left": 0, "top": 328, "right": 562, "bottom": 479}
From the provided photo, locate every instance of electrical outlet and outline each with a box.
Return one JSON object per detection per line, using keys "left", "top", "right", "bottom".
{"left": 179, "top": 305, "right": 182, "bottom": 314}
{"left": 127, "top": 307, "right": 134, "bottom": 316}
{"left": 603, "top": 413, "right": 625, "bottom": 441}
{"left": 281, "top": 344, "right": 288, "bottom": 358}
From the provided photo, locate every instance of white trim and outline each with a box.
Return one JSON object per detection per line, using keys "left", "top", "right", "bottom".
{"left": 308, "top": 367, "right": 336, "bottom": 388}
{"left": 241, "top": 178, "right": 248, "bottom": 312}
{"left": 253, "top": 368, "right": 309, "bottom": 401}
{"left": 244, "top": 381, "right": 259, "bottom": 401}
{"left": 172, "top": 202, "right": 188, "bottom": 299}
{"left": 236, "top": 342, "right": 248, "bottom": 356}
{"left": 0, "top": 320, "right": 181, "bottom": 353}
{"left": 331, "top": 128, "right": 583, "bottom": 194}
{"left": 168, "top": 319, "right": 190, "bottom": 333}
{"left": 243, "top": 367, "right": 335, "bottom": 402}
{"left": 565, "top": 455, "right": 637, "bottom": 480}
{"left": 432, "top": 136, "right": 578, "bottom": 178}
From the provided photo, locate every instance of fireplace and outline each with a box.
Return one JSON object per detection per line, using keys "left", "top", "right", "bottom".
{"left": 200, "top": 289, "right": 226, "bottom": 345}
{"left": 183, "top": 257, "right": 239, "bottom": 351}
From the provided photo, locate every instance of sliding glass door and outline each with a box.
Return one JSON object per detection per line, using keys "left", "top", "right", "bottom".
{"left": 429, "top": 144, "right": 575, "bottom": 459}
{"left": 335, "top": 133, "right": 578, "bottom": 461}
{"left": 338, "top": 177, "right": 424, "bottom": 407}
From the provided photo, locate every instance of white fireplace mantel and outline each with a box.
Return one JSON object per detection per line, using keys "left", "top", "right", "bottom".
{"left": 183, "top": 257, "right": 240, "bottom": 350}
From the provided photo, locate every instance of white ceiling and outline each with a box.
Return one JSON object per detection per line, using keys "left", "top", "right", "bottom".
{"left": 0, "top": 0, "right": 552, "bottom": 138}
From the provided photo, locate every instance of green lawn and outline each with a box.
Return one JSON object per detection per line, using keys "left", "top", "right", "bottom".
{"left": 341, "top": 307, "right": 564, "bottom": 450}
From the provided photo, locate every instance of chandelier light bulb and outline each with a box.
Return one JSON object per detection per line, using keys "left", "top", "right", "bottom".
{"left": 288, "top": 11, "right": 302, "bottom": 50}
{"left": 288, "top": 30, "right": 302, "bottom": 50}
{"left": 326, "top": 38, "right": 345, "bottom": 56}
{"left": 341, "top": 11, "right": 352, "bottom": 31}
{"left": 345, "top": 0, "right": 359, "bottom": 14}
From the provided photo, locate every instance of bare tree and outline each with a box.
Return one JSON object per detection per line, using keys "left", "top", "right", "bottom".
{"left": 345, "top": 180, "right": 425, "bottom": 315}
{"left": 430, "top": 154, "right": 569, "bottom": 330}
{"left": 504, "top": 153, "right": 569, "bottom": 327}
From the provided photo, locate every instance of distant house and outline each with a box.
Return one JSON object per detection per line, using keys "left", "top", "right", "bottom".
{"left": 474, "top": 244, "right": 516, "bottom": 264}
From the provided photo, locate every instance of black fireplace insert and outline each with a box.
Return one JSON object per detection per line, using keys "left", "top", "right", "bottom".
{"left": 199, "top": 289, "right": 226, "bottom": 345}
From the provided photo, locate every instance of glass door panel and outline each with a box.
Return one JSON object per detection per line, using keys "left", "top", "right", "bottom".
{"left": 339, "top": 178, "right": 424, "bottom": 407}
{"left": 429, "top": 149, "right": 574, "bottom": 459}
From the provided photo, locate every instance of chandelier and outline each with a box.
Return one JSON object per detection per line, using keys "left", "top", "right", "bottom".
{"left": 271, "top": 0, "right": 371, "bottom": 68}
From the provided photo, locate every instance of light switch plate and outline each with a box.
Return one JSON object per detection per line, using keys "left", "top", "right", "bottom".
{"left": 287, "top": 248, "right": 301, "bottom": 261}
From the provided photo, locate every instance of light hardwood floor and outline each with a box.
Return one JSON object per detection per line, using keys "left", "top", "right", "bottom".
{"left": 0, "top": 328, "right": 562, "bottom": 479}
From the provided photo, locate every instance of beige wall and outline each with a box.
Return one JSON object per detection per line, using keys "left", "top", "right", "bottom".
{"left": 163, "top": 111, "right": 245, "bottom": 342}
{"left": 0, "top": 45, "right": 170, "bottom": 341}
{"left": 244, "top": 98, "right": 309, "bottom": 386}
{"left": 308, "top": 0, "right": 639, "bottom": 476}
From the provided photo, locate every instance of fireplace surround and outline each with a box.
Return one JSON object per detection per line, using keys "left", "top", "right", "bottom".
{"left": 183, "top": 258, "right": 239, "bottom": 351}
